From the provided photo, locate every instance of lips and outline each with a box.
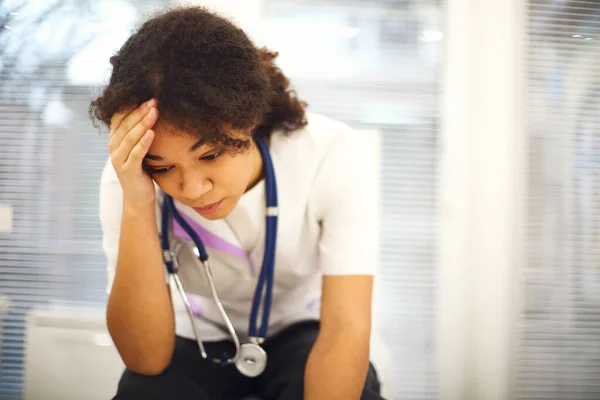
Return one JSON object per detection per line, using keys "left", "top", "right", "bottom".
{"left": 192, "top": 199, "right": 223, "bottom": 216}
{"left": 194, "top": 201, "right": 220, "bottom": 210}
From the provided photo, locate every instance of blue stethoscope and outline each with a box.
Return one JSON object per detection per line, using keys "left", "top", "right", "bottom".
{"left": 160, "top": 137, "right": 278, "bottom": 377}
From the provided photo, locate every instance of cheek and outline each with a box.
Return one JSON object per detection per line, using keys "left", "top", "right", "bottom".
{"left": 147, "top": 154, "right": 254, "bottom": 197}
{"left": 150, "top": 175, "right": 176, "bottom": 195}
{"left": 218, "top": 155, "right": 254, "bottom": 190}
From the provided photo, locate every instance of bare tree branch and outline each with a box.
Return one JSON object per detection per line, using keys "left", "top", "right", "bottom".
{"left": 0, "top": 0, "right": 107, "bottom": 103}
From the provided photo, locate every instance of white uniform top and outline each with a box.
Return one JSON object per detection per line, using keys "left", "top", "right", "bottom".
{"left": 99, "top": 112, "right": 378, "bottom": 342}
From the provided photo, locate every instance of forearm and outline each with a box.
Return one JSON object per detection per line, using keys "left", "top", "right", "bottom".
{"left": 107, "top": 203, "right": 175, "bottom": 375}
{"left": 305, "top": 329, "right": 371, "bottom": 400}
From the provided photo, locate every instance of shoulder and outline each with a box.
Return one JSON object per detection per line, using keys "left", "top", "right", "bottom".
{"left": 273, "top": 112, "right": 370, "bottom": 170}
{"left": 99, "top": 158, "right": 122, "bottom": 229}
{"left": 302, "top": 112, "right": 355, "bottom": 146}
{"left": 299, "top": 112, "right": 361, "bottom": 152}
{"left": 101, "top": 157, "right": 119, "bottom": 184}
{"left": 303, "top": 112, "right": 376, "bottom": 178}
{"left": 272, "top": 113, "right": 377, "bottom": 219}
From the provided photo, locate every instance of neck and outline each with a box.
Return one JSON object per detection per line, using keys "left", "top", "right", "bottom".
{"left": 245, "top": 138, "right": 264, "bottom": 192}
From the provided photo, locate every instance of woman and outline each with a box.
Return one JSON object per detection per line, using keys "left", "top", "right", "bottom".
{"left": 92, "top": 6, "right": 383, "bottom": 400}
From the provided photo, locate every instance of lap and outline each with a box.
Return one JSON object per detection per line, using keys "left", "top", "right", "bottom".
{"left": 112, "top": 321, "right": 384, "bottom": 400}
{"left": 257, "top": 320, "right": 383, "bottom": 400}
{"left": 113, "top": 336, "right": 254, "bottom": 400}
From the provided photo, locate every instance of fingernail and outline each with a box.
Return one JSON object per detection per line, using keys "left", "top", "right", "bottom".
{"left": 147, "top": 98, "right": 157, "bottom": 108}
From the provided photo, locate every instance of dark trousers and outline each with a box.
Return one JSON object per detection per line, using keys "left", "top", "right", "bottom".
{"left": 113, "top": 320, "right": 385, "bottom": 400}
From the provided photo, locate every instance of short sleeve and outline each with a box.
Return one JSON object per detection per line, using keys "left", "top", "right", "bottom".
{"left": 99, "top": 158, "right": 123, "bottom": 294}
{"left": 311, "top": 128, "right": 380, "bottom": 276}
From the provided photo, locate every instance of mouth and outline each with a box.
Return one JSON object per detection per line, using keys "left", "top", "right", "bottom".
{"left": 193, "top": 200, "right": 223, "bottom": 216}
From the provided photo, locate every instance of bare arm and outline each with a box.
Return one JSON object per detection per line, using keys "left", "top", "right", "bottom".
{"left": 104, "top": 99, "right": 174, "bottom": 375}
{"left": 305, "top": 275, "right": 373, "bottom": 400}
{"left": 106, "top": 203, "right": 175, "bottom": 375}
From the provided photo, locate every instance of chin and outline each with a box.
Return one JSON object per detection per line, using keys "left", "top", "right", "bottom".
{"left": 199, "top": 210, "right": 228, "bottom": 220}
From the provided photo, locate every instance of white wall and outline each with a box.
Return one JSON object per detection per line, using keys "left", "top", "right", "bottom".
{"left": 438, "top": 0, "right": 527, "bottom": 399}
{"left": 177, "top": 0, "right": 267, "bottom": 45}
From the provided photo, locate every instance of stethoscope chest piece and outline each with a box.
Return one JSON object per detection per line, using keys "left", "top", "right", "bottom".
{"left": 161, "top": 137, "right": 277, "bottom": 378}
{"left": 235, "top": 343, "right": 267, "bottom": 377}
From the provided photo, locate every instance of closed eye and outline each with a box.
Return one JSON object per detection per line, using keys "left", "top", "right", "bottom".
{"left": 146, "top": 151, "right": 222, "bottom": 175}
{"left": 147, "top": 165, "right": 173, "bottom": 175}
{"left": 201, "top": 152, "right": 222, "bottom": 163}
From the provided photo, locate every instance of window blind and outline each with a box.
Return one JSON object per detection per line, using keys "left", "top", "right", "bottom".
{"left": 0, "top": 2, "right": 175, "bottom": 398}
{"left": 263, "top": 2, "right": 441, "bottom": 398}
{"left": 0, "top": 1, "right": 442, "bottom": 399}
{"left": 518, "top": 1, "right": 600, "bottom": 399}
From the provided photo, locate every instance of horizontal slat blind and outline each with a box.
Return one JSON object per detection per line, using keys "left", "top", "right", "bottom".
{"left": 518, "top": 1, "right": 600, "bottom": 399}
{"left": 0, "top": 92, "right": 113, "bottom": 399}
{"left": 0, "top": 1, "right": 441, "bottom": 399}
{"left": 0, "top": 2, "right": 174, "bottom": 398}
{"left": 263, "top": 1, "right": 441, "bottom": 399}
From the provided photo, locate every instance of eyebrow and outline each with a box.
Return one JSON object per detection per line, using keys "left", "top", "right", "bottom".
{"left": 145, "top": 138, "right": 205, "bottom": 161}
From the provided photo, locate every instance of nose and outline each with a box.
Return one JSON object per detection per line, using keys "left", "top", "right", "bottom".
{"left": 180, "top": 170, "right": 213, "bottom": 202}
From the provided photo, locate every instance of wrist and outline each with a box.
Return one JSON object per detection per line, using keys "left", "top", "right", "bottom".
{"left": 122, "top": 200, "right": 156, "bottom": 219}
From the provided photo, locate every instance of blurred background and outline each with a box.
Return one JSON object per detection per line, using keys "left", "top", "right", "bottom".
{"left": 0, "top": 0, "right": 597, "bottom": 399}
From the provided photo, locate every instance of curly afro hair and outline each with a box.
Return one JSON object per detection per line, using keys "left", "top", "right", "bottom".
{"left": 89, "top": 6, "right": 307, "bottom": 151}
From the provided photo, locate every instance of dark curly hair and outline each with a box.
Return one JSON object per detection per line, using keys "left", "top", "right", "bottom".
{"left": 89, "top": 6, "right": 307, "bottom": 151}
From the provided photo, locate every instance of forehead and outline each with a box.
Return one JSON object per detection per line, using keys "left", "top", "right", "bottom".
{"left": 151, "top": 121, "right": 205, "bottom": 148}
{"left": 151, "top": 129, "right": 199, "bottom": 146}
{"left": 148, "top": 119, "right": 252, "bottom": 155}
{"left": 153, "top": 119, "right": 200, "bottom": 139}
{"left": 148, "top": 136, "right": 206, "bottom": 162}
{"left": 146, "top": 129, "right": 207, "bottom": 161}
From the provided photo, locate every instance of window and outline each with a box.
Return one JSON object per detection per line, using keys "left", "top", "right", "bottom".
{"left": 0, "top": 1, "right": 442, "bottom": 398}
{"left": 262, "top": 1, "right": 442, "bottom": 398}
{"left": 0, "top": 2, "right": 175, "bottom": 397}
{"left": 518, "top": 1, "right": 600, "bottom": 398}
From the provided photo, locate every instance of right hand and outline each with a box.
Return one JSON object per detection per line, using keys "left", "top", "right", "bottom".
{"left": 108, "top": 98, "right": 159, "bottom": 210}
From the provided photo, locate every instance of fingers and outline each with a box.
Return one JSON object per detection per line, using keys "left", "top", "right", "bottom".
{"left": 109, "top": 98, "right": 157, "bottom": 149}
{"left": 126, "top": 130, "right": 155, "bottom": 168}
{"left": 110, "top": 98, "right": 157, "bottom": 135}
{"left": 109, "top": 103, "right": 159, "bottom": 167}
{"left": 109, "top": 106, "right": 135, "bottom": 135}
